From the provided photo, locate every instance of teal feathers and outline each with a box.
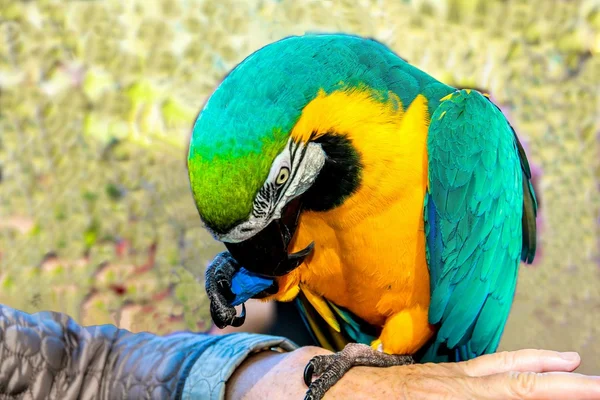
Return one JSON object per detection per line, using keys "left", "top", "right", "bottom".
{"left": 188, "top": 33, "right": 452, "bottom": 231}
{"left": 421, "top": 89, "right": 536, "bottom": 362}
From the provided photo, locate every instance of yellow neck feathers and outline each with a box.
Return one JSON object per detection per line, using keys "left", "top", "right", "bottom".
{"left": 291, "top": 88, "right": 431, "bottom": 229}
{"left": 272, "top": 88, "right": 433, "bottom": 324}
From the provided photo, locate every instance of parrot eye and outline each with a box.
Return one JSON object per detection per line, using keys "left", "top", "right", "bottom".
{"left": 275, "top": 167, "right": 290, "bottom": 185}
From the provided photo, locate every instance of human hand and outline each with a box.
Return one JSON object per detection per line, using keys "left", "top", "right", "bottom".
{"left": 227, "top": 347, "right": 600, "bottom": 399}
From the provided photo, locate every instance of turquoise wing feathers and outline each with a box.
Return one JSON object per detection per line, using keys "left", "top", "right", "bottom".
{"left": 422, "top": 89, "right": 537, "bottom": 363}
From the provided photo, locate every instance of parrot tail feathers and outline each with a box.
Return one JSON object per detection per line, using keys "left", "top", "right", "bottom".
{"left": 294, "top": 291, "right": 350, "bottom": 352}
{"left": 294, "top": 289, "right": 377, "bottom": 352}
{"left": 327, "top": 301, "right": 378, "bottom": 345}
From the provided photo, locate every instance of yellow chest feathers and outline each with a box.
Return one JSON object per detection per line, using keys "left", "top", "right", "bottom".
{"left": 275, "top": 89, "right": 433, "bottom": 326}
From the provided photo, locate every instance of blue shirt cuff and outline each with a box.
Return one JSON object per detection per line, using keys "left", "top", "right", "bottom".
{"left": 181, "top": 333, "right": 298, "bottom": 399}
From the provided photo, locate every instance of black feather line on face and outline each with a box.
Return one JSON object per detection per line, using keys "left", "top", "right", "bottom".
{"left": 290, "top": 138, "right": 301, "bottom": 164}
{"left": 302, "top": 132, "right": 363, "bottom": 212}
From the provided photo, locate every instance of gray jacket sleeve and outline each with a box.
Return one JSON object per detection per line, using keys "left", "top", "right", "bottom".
{"left": 0, "top": 304, "right": 297, "bottom": 400}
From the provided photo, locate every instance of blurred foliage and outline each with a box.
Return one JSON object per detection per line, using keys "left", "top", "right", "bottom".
{"left": 0, "top": 0, "right": 598, "bottom": 372}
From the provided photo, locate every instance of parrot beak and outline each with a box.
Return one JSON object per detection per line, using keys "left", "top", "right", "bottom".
{"left": 224, "top": 197, "right": 314, "bottom": 277}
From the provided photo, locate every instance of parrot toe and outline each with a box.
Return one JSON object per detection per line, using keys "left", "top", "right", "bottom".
{"left": 303, "top": 343, "right": 415, "bottom": 400}
{"left": 303, "top": 355, "right": 337, "bottom": 386}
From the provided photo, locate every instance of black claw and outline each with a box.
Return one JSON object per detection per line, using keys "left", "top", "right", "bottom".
{"left": 303, "top": 362, "right": 314, "bottom": 386}
{"left": 210, "top": 302, "right": 246, "bottom": 329}
{"left": 230, "top": 303, "right": 246, "bottom": 327}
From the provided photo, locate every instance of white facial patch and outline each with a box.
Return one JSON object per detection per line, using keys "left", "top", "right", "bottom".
{"left": 217, "top": 138, "right": 326, "bottom": 243}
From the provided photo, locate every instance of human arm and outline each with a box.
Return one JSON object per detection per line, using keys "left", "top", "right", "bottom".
{"left": 229, "top": 346, "right": 600, "bottom": 400}
{"left": 1, "top": 303, "right": 599, "bottom": 400}
{"left": 0, "top": 303, "right": 295, "bottom": 400}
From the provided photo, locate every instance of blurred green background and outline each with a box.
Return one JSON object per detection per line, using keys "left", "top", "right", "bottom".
{"left": 0, "top": 0, "right": 598, "bottom": 373}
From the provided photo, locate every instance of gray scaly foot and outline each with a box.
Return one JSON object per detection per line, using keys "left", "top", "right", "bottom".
{"left": 205, "top": 251, "right": 246, "bottom": 329}
{"left": 303, "top": 343, "right": 414, "bottom": 400}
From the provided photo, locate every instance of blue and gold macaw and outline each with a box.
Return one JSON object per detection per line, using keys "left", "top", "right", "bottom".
{"left": 188, "top": 34, "right": 537, "bottom": 399}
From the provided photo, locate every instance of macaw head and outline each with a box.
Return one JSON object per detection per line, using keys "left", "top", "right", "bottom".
{"left": 188, "top": 34, "right": 426, "bottom": 277}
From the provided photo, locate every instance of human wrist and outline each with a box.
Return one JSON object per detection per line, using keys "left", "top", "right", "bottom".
{"left": 226, "top": 350, "right": 287, "bottom": 399}
{"left": 181, "top": 333, "right": 297, "bottom": 399}
{"left": 226, "top": 346, "right": 332, "bottom": 400}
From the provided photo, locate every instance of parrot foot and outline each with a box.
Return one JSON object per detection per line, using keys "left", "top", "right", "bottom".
{"left": 303, "top": 343, "right": 414, "bottom": 400}
{"left": 205, "top": 251, "right": 246, "bottom": 329}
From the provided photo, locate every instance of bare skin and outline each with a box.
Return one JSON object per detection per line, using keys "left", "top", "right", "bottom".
{"left": 227, "top": 347, "right": 600, "bottom": 400}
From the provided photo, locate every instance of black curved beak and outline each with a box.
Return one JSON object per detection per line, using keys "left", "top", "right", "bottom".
{"left": 224, "top": 197, "right": 314, "bottom": 277}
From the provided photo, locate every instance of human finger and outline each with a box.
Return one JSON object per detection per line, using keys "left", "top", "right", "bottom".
{"left": 460, "top": 350, "right": 581, "bottom": 377}
{"left": 476, "top": 371, "right": 600, "bottom": 400}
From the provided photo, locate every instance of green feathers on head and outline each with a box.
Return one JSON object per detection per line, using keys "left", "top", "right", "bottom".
{"left": 188, "top": 130, "right": 288, "bottom": 232}
{"left": 188, "top": 33, "right": 447, "bottom": 233}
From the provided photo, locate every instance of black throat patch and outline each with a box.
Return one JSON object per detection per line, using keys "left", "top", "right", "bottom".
{"left": 303, "top": 131, "right": 363, "bottom": 212}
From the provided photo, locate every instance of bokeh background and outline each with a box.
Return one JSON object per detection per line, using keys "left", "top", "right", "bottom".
{"left": 0, "top": 0, "right": 598, "bottom": 373}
